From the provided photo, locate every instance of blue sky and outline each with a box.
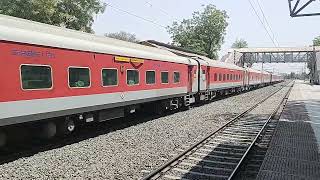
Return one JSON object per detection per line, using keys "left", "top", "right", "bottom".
{"left": 92, "top": 0, "right": 320, "bottom": 73}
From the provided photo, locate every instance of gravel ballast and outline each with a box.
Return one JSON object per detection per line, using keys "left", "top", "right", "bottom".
{"left": 0, "top": 82, "right": 288, "bottom": 179}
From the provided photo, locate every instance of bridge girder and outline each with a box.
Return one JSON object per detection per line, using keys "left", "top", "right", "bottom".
{"left": 232, "top": 46, "right": 319, "bottom": 68}
{"left": 240, "top": 52, "right": 311, "bottom": 66}
{"left": 288, "top": 0, "right": 320, "bottom": 17}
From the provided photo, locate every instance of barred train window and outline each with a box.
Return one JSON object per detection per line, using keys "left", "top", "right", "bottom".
{"left": 161, "top": 71, "right": 169, "bottom": 84}
{"left": 102, "top": 69, "right": 118, "bottom": 86}
{"left": 146, "top": 71, "right": 155, "bottom": 84}
{"left": 173, "top": 72, "right": 180, "bottom": 83}
{"left": 69, "top": 67, "right": 90, "bottom": 88}
{"left": 127, "top": 69, "right": 139, "bottom": 85}
{"left": 21, "top": 65, "right": 52, "bottom": 90}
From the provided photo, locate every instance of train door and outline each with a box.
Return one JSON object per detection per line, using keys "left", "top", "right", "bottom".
{"left": 192, "top": 66, "right": 198, "bottom": 92}
{"left": 199, "top": 65, "right": 207, "bottom": 91}
{"left": 187, "top": 65, "right": 194, "bottom": 93}
{"left": 187, "top": 64, "right": 198, "bottom": 93}
{"left": 207, "top": 66, "right": 210, "bottom": 89}
{"left": 244, "top": 70, "right": 249, "bottom": 87}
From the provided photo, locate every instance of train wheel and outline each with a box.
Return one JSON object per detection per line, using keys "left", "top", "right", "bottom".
{"left": 0, "top": 130, "right": 7, "bottom": 147}
{"left": 57, "top": 118, "right": 75, "bottom": 136}
{"left": 39, "top": 121, "right": 57, "bottom": 139}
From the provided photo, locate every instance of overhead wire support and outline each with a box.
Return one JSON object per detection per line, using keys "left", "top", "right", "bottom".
{"left": 247, "top": 0, "right": 278, "bottom": 47}
{"left": 288, "top": 0, "right": 320, "bottom": 17}
{"left": 105, "top": 3, "right": 167, "bottom": 29}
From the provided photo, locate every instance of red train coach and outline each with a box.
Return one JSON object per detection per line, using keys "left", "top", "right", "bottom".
{"left": 0, "top": 15, "right": 282, "bottom": 146}
{"left": 0, "top": 15, "right": 201, "bottom": 143}
{"left": 200, "top": 57, "right": 245, "bottom": 97}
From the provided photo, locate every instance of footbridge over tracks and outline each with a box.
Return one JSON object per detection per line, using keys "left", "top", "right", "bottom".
{"left": 223, "top": 46, "right": 320, "bottom": 84}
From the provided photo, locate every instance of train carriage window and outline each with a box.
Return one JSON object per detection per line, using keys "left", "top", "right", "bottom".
{"left": 214, "top": 73, "right": 217, "bottom": 81}
{"left": 21, "top": 65, "right": 52, "bottom": 90}
{"left": 69, "top": 67, "right": 90, "bottom": 88}
{"left": 161, "top": 71, "right": 169, "bottom": 84}
{"left": 102, "top": 69, "right": 118, "bottom": 86}
{"left": 226, "top": 74, "right": 229, "bottom": 80}
{"left": 223, "top": 74, "right": 226, "bottom": 81}
{"left": 127, "top": 69, "right": 139, "bottom": 85}
{"left": 173, "top": 72, "right": 180, "bottom": 83}
{"left": 146, "top": 70, "right": 156, "bottom": 84}
{"left": 219, "top": 74, "right": 222, "bottom": 81}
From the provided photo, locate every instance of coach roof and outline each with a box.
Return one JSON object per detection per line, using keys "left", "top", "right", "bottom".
{"left": 0, "top": 15, "right": 195, "bottom": 65}
{"left": 246, "top": 68, "right": 263, "bottom": 73}
{"left": 199, "top": 56, "right": 244, "bottom": 71}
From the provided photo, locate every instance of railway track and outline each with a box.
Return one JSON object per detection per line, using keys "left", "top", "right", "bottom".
{"left": 0, "top": 83, "right": 284, "bottom": 165}
{"left": 142, "top": 82, "right": 293, "bottom": 180}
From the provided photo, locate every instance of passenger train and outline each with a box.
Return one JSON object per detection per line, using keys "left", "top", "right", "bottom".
{"left": 0, "top": 15, "right": 283, "bottom": 146}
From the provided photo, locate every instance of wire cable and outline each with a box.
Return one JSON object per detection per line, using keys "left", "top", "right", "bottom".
{"left": 247, "top": 0, "right": 278, "bottom": 47}
{"left": 255, "top": 0, "right": 279, "bottom": 46}
{"left": 106, "top": 3, "right": 167, "bottom": 29}
{"left": 144, "top": 1, "right": 181, "bottom": 23}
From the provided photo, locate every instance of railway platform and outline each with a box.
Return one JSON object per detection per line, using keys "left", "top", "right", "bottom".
{"left": 256, "top": 80, "right": 320, "bottom": 179}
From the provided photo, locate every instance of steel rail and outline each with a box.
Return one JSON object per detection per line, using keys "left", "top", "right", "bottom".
{"left": 142, "top": 81, "right": 292, "bottom": 180}
{"left": 227, "top": 81, "right": 294, "bottom": 180}
{"left": 0, "top": 82, "right": 286, "bottom": 166}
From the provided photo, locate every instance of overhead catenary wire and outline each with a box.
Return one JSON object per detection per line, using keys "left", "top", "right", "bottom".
{"left": 247, "top": 0, "right": 278, "bottom": 47}
{"left": 105, "top": 3, "right": 167, "bottom": 29}
{"left": 144, "top": 1, "right": 181, "bottom": 23}
{"left": 255, "top": 0, "right": 279, "bottom": 46}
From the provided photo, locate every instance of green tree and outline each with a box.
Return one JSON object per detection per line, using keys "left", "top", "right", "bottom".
{"left": 167, "top": 4, "right": 228, "bottom": 59}
{"left": 313, "top": 36, "right": 320, "bottom": 46}
{"left": 307, "top": 36, "right": 320, "bottom": 77}
{"left": 0, "top": 0, "right": 106, "bottom": 33}
{"left": 232, "top": 39, "right": 248, "bottom": 48}
{"left": 105, "top": 31, "right": 139, "bottom": 43}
